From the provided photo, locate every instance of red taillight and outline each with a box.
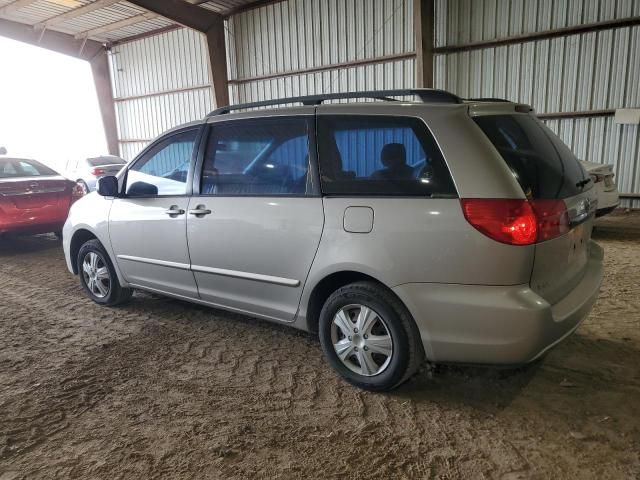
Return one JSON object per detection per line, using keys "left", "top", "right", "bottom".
{"left": 461, "top": 198, "right": 568, "bottom": 245}
{"left": 91, "top": 167, "right": 106, "bottom": 176}
{"left": 461, "top": 199, "right": 537, "bottom": 245}
{"left": 530, "top": 199, "right": 569, "bottom": 241}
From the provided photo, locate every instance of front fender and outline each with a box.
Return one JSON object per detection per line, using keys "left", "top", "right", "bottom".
{"left": 62, "top": 194, "right": 127, "bottom": 287}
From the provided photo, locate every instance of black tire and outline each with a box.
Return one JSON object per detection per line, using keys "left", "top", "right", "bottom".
{"left": 77, "top": 239, "right": 132, "bottom": 306}
{"left": 318, "top": 281, "right": 424, "bottom": 391}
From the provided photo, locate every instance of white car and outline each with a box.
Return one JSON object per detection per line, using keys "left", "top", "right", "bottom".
{"left": 580, "top": 160, "right": 619, "bottom": 217}
{"left": 66, "top": 155, "right": 127, "bottom": 194}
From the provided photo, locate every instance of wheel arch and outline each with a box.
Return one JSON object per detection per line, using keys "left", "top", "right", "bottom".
{"left": 69, "top": 228, "right": 126, "bottom": 287}
{"left": 69, "top": 228, "right": 98, "bottom": 274}
{"left": 301, "top": 270, "right": 414, "bottom": 336}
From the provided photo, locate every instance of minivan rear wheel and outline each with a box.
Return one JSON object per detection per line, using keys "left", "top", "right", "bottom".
{"left": 77, "top": 239, "right": 132, "bottom": 306}
{"left": 318, "top": 281, "right": 423, "bottom": 391}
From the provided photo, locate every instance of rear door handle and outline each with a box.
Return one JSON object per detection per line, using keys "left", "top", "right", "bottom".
{"left": 164, "top": 205, "right": 185, "bottom": 217}
{"left": 188, "top": 205, "right": 211, "bottom": 217}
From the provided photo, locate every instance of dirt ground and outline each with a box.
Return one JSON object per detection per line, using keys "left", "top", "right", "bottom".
{"left": 1, "top": 213, "right": 640, "bottom": 479}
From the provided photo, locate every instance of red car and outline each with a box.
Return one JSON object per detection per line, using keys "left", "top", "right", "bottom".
{"left": 0, "top": 157, "right": 84, "bottom": 237}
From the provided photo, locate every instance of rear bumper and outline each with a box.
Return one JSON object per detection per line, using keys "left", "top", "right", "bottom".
{"left": 0, "top": 216, "right": 66, "bottom": 235}
{"left": 596, "top": 204, "right": 619, "bottom": 217}
{"left": 595, "top": 187, "right": 619, "bottom": 215}
{"left": 393, "top": 241, "right": 604, "bottom": 365}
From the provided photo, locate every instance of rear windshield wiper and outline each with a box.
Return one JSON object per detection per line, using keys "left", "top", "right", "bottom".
{"left": 576, "top": 178, "right": 591, "bottom": 189}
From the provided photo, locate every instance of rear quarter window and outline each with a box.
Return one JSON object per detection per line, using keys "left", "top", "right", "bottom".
{"left": 317, "top": 115, "right": 457, "bottom": 197}
{"left": 474, "top": 114, "right": 590, "bottom": 199}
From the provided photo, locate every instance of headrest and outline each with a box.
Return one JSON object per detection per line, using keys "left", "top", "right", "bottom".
{"left": 381, "top": 143, "right": 407, "bottom": 167}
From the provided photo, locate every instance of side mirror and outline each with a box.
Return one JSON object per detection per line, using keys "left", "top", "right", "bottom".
{"left": 0, "top": 146, "right": 6, "bottom": 155}
{"left": 97, "top": 176, "right": 119, "bottom": 197}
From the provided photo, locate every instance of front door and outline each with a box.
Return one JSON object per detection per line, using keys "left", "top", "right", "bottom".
{"left": 187, "top": 115, "right": 324, "bottom": 322}
{"left": 109, "top": 128, "right": 200, "bottom": 298}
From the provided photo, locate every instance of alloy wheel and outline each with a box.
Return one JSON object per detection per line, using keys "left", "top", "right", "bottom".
{"left": 82, "top": 252, "right": 111, "bottom": 298}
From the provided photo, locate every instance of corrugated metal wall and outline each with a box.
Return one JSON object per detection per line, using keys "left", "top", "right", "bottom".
{"left": 225, "top": 0, "right": 416, "bottom": 104}
{"left": 434, "top": 0, "right": 640, "bottom": 206}
{"left": 108, "top": 28, "right": 214, "bottom": 160}
{"left": 107, "top": 0, "right": 639, "bottom": 207}
{"left": 109, "top": 0, "right": 416, "bottom": 160}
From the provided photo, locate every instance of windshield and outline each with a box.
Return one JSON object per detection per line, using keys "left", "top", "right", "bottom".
{"left": 474, "top": 114, "right": 591, "bottom": 199}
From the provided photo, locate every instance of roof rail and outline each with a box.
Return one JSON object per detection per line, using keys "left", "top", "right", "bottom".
{"left": 207, "top": 89, "right": 462, "bottom": 116}
{"left": 465, "top": 97, "right": 513, "bottom": 103}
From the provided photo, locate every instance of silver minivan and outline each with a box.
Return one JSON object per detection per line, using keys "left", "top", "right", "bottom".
{"left": 63, "top": 90, "right": 603, "bottom": 391}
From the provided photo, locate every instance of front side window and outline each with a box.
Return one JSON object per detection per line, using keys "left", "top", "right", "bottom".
{"left": 126, "top": 129, "right": 198, "bottom": 197}
{"left": 317, "top": 116, "right": 456, "bottom": 196}
{"left": 201, "top": 117, "right": 312, "bottom": 196}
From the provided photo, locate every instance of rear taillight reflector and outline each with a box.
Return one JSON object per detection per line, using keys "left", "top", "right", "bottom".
{"left": 91, "top": 167, "right": 106, "bottom": 176}
{"left": 461, "top": 198, "right": 568, "bottom": 246}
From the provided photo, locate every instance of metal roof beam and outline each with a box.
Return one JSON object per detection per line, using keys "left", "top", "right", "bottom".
{"left": 125, "top": 0, "right": 221, "bottom": 32}
{"left": 0, "top": 0, "right": 38, "bottom": 15}
{"left": 125, "top": 0, "right": 229, "bottom": 107}
{"left": 0, "top": 17, "right": 103, "bottom": 60}
{"left": 34, "top": 0, "right": 123, "bottom": 30}
{"left": 74, "top": 12, "right": 159, "bottom": 39}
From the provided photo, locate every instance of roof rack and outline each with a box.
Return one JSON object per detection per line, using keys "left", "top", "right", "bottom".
{"left": 465, "top": 97, "right": 513, "bottom": 103}
{"left": 207, "top": 89, "right": 463, "bottom": 116}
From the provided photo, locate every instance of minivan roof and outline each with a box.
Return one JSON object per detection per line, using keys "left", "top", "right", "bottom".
{"left": 164, "top": 90, "right": 534, "bottom": 137}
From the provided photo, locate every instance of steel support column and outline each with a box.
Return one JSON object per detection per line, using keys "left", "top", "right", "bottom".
{"left": 90, "top": 50, "right": 119, "bottom": 155}
{"left": 414, "top": 0, "right": 435, "bottom": 88}
{"left": 127, "top": 0, "right": 229, "bottom": 107}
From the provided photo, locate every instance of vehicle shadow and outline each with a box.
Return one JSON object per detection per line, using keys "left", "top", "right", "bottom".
{"left": 0, "top": 233, "right": 62, "bottom": 257}
{"left": 395, "top": 333, "right": 640, "bottom": 414}
{"left": 126, "top": 290, "right": 640, "bottom": 420}
{"left": 592, "top": 228, "right": 640, "bottom": 242}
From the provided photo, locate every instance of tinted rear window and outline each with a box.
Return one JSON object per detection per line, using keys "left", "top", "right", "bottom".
{"left": 0, "top": 158, "right": 57, "bottom": 178}
{"left": 474, "top": 114, "right": 590, "bottom": 199}
{"left": 89, "top": 157, "right": 126, "bottom": 167}
{"left": 317, "top": 115, "right": 457, "bottom": 197}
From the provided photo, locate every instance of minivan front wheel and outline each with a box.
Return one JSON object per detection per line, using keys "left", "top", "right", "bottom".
{"left": 77, "top": 239, "right": 132, "bottom": 306}
{"left": 319, "top": 281, "right": 423, "bottom": 391}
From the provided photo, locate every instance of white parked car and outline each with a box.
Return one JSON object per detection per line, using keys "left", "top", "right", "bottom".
{"left": 580, "top": 160, "right": 619, "bottom": 217}
{"left": 66, "top": 155, "right": 127, "bottom": 194}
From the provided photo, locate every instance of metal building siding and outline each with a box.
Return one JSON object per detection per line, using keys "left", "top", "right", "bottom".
{"left": 434, "top": 1, "right": 640, "bottom": 204}
{"left": 108, "top": 28, "right": 213, "bottom": 159}
{"left": 545, "top": 117, "right": 640, "bottom": 208}
{"left": 435, "top": 0, "right": 640, "bottom": 47}
{"left": 226, "top": 0, "right": 415, "bottom": 101}
{"left": 229, "top": 58, "right": 415, "bottom": 105}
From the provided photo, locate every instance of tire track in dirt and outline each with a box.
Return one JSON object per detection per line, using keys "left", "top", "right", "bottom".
{"left": 1, "top": 229, "right": 640, "bottom": 478}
